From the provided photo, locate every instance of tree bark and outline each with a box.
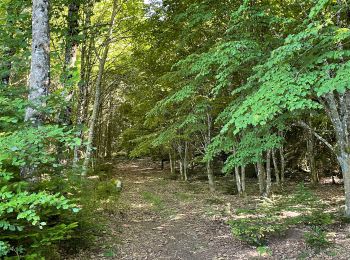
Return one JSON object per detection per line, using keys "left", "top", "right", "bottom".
{"left": 21, "top": 0, "right": 50, "bottom": 178}
{"left": 205, "top": 111, "right": 215, "bottom": 190}
{"left": 307, "top": 125, "right": 318, "bottom": 185}
{"left": 206, "top": 160, "right": 215, "bottom": 192}
{"left": 73, "top": 2, "right": 93, "bottom": 166}
{"left": 257, "top": 162, "right": 266, "bottom": 197}
{"left": 322, "top": 90, "right": 350, "bottom": 216}
{"left": 234, "top": 165, "right": 242, "bottom": 195}
{"left": 266, "top": 150, "right": 272, "bottom": 197}
{"left": 184, "top": 141, "right": 189, "bottom": 181}
{"left": 279, "top": 145, "right": 285, "bottom": 184}
{"left": 272, "top": 149, "right": 281, "bottom": 186}
{"left": 169, "top": 150, "right": 174, "bottom": 174}
{"left": 241, "top": 166, "right": 246, "bottom": 194}
{"left": 25, "top": 0, "right": 50, "bottom": 126}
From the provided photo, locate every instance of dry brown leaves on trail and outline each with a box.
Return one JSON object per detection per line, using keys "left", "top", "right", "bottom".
{"left": 67, "top": 160, "right": 350, "bottom": 260}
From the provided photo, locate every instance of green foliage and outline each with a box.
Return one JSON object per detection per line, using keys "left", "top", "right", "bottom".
{"left": 57, "top": 173, "right": 123, "bottom": 253}
{"left": 0, "top": 125, "right": 81, "bottom": 170}
{"left": 256, "top": 245, "right": 272, "bottom": 256}
{"left": 0, "top": 171, "right": 79, "bottom": 257}
{"left": 0, "top": 73, "right": 80, "bottom": 258}
{"left": 229, "top": 184, "right": 333, "bottom": 246}
{"left": 229, "top": 216, "right": 285, "bottom": 246}
{"left": 304, "top": 226, "right": 330, "bottom": 251}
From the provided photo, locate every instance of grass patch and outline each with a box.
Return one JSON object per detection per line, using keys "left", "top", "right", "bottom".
{"left": 228, "top": 183, "right": 334, "bottom": 247}
{"left": 142, "top": 191, "right": 164, "bottom": 210}
{"left": 206, "top": 197, "right": 225, "bottom": 205}
{"left": 174, "top": 192, "right": 193, "bottom": 201}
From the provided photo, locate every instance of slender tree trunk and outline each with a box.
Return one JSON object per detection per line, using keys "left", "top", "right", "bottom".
{"left": 235, "top": 165, "right": 242, "bottom": 195}
{"left": 169, "top": 150, "right": 174, "bottom": 174}
{"left": 266, "top": 150, "right": 272, "bottom": 197}
{"left": 241, "top": 166, "right": 246, "bottom": 194}
{"left": 257, "top": 162, "right": 266, "bottom": 197}
{"left": 205, "top": 111, "right": 215, "bottom": 190}
{"left": 105, "top": 99, "right": 114, "bottom": 159}
{"left": 272, "top": 149, "right": 281, "bottom": 186}
{"left": 307, "top": 126, "right": 318, "bottom": 185}
{"left": 73, "top": 2, "right": 92, "bottom": 166}
{"left": 206, "top": 160, "right": 215, "bottom": 192}
{"left": 183, "top": 141, "right": 188, "bottom": 181}
{"left": 338, "top": 154, "right": 350, "bottom": 217}
{"left": 179, "top": 159, "right": 184, "bottom": 180}
{"left": 82, "top": 0, "right": 118, "bottom": 175}
{"left": 279, "top": 145, "right": 285, "bottom": 184}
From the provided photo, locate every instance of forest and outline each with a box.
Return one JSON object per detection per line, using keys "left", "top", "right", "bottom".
{"left": 1, "top": 0, "right": 350, "bottom": 259}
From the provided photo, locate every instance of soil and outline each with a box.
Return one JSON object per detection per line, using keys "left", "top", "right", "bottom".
{"left": 67, "top": 159, "right": 350, "bottom": 260}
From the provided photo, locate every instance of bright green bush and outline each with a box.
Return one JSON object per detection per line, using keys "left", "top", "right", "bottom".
{"left": 229, "top": 216, "right": 286, "bottom": 246}
{"left": 0, "top": 171, "right": 79, "bottom": 258}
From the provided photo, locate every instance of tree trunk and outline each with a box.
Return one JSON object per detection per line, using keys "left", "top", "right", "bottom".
{"left": 179, "top": 159, "right": 184, "bottom": 180}
{"left": 206, "top": 160, "right": 215, "bottom": 192}
{"left": 279, "top": 145, "right": 285, "bottom": 184}
{"left": 266, "top": 150, "right": 272, "bottom": 197}
{"left": 183, "top": 141, "right": 188, "bottom": 181}
{"left": 73, "top": 2, "right": 92, "bottom": 166}
{"left": 272, "top": 149, "right": 281, "bottom": 186}
{"left": 205, "top": 111, "right": 215, "bottom": 190}
{"left": 82, "top": 0, "right": 118, "bottom": 175}
{"left": 21, "top": 0, "right": 50, "bottom": 178}
{"left": 257, "top": 162, "right": 266, "bottom": 197}
{"left": 307, "top": 126, "right": 318, "bottom": 185}
{"left": 25, "top": 0, "right": 50, "bottom": 126}
{"left": 169, "top": 150, "right": 174, "bottom": 174}
{"left": 338, "top": 154, "right": 350, "bottom": 217}
{"left": 235, "top": 165, "right": 242, "bottom": 195}
{"left": 241, "top": 166, "right": 246, "bottom": 194}
{"left": 321, "top": 90, "right": 350, "bottom": 217}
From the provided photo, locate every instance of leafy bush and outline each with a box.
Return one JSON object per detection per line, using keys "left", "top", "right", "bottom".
{"left": 0, "top": 97, "right": 81, "bottom": 257}
{"left": 229, "top": 216, "right": 286, "bottom": 246}
{"left": 0, "top": 171, "right": 79, "bottom": 258}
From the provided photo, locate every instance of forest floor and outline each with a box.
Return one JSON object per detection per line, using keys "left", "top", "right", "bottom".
{"left": 67, "top": 159, "right": 350, "bottom": 260}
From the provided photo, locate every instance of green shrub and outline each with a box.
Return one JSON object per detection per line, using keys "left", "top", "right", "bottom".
{"left": 304, "top": 226, "right": 330, "bottom": 251}
{"left": 0, "top": 171, "right": 79, "bottom": 258}
{"left": 229, "top": 216, "right": 286, "bottom": 246}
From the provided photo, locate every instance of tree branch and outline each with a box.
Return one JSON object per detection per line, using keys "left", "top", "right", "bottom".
{"left": 297, "top": 121, "right": 335, "bottom": 153}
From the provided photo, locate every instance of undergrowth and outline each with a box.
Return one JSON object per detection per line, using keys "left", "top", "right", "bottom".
{"left": 142, "top": 191, "right": 164, "bottom": 210}
{"left": 38, "top": 167, "right": 124, "bottom": 256}
{"left": 228, "top": 183, "right": 333, "bottom": 250}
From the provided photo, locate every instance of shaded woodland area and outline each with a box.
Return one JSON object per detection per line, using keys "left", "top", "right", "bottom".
{"left": 1, "top": 0, "right": 350, "bottom": 259}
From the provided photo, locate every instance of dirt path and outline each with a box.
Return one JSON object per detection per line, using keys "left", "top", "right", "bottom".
{"left": 69, "top": 160, "right": 350, "bottom": 260}
{"left": 113, "top": 160, "right": 260, "bottom": 260}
